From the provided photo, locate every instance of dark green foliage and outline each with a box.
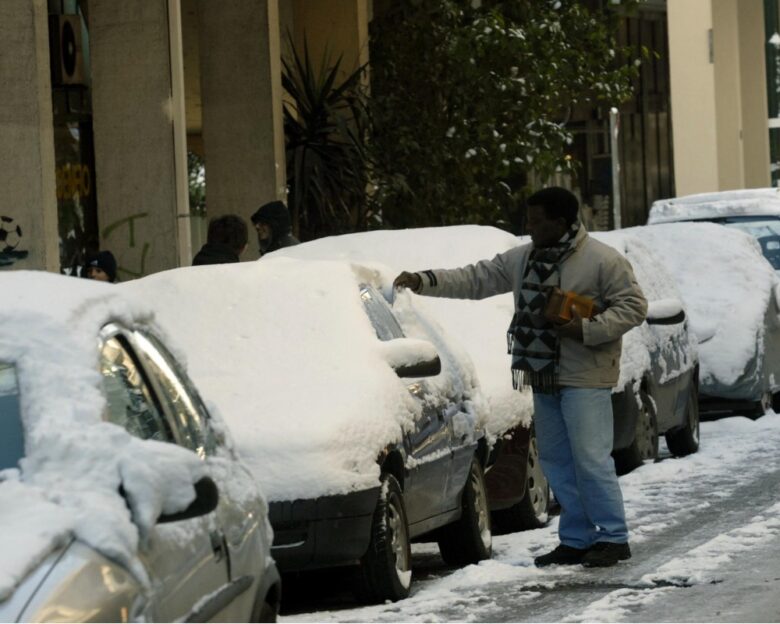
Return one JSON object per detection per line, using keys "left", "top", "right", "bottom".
{"left": 282, "top": 38, "right": 373, "bottom": 240}
{"left": 368, "top": 0, "right": 638, "bottom": 231}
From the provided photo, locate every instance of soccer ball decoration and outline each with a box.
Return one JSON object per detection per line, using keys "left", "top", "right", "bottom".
{"left": 0, "top": 216, "right": 23, "bottom": 253}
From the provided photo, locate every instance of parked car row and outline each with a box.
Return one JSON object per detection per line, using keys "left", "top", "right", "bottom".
{"left": 4, "top": 192, "right": 773, "bottom": 621}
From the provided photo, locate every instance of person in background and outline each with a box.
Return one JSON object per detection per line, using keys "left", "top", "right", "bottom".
{"left": 393, "top": 187, "right": 647, "bottom": 568}
{"left": 250, "top": 201, "right": 300, "bottom": 257}
{"left": 192, "top": 214, "right": 248, "bottom": 266}
{"left": 86, "top": 250, "right": 117, "bottom": 283}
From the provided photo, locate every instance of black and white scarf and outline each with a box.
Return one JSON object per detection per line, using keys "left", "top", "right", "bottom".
{"left": 507, "top": 223, "right": 580, "bottom": 393}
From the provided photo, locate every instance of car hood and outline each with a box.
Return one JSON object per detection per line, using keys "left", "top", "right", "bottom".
{"left": 121, "top": 258, "right": 483, "bottom": 503}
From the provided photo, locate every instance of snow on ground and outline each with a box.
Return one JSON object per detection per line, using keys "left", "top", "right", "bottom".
{"left": 284, "top": 411, "right": 780, "bottom": 623}
{"left": 632, "top": 223, "right": 776, "bottom": 392}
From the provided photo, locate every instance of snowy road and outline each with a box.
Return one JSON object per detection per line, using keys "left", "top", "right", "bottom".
{"left": 281, "top": 412, "right": 780, "bottom": 622}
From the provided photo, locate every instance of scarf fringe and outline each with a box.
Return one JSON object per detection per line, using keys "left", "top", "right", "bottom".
{"left": 512, "top": 368, "right": 558, "bottom": 394}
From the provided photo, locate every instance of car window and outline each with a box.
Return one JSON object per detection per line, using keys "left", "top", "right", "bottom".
{"left": 359, "top": 285, "right": 404, "bottom": 341}
{"left": 722, "top": 219, "right": 780, "bottom": 269}
{"left": 0, "top": 363, "right": 24, "bottom": 470}
{"left": 100, "top": 336, "right": 175, "bottom": 443}
{"left": 132, "top": 331, "right": 217, "bottom": 458}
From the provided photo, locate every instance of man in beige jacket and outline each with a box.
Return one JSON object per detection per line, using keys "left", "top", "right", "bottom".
{"left": 394, "top": 187, "right": 647, "bottom": 568}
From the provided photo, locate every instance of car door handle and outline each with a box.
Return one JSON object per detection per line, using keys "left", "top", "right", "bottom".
{"left": 210, "top": 530, "right": 226, "bottom": 562}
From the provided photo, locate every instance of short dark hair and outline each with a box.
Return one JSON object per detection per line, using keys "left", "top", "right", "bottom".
{"left": 527, "top": 187, "right": 580, "bottom": 227}
{"left": 207, "top": 214, "right": 248, "bottom": 253}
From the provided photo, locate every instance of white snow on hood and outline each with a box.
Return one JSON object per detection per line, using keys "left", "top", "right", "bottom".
{"left": 648, "top": 188, "right": 780, "bottom": 224}
{"left": 634, "top": 222, "right": 776, "bottom": 387}
{"left": 0, "top": 272, "right": 207, "bottom": 602}
{"left": 123, "top": 258, "right": 468, "bottom": 502}
{"left": 271, "top": 226, "right": 533, "bottom": 438}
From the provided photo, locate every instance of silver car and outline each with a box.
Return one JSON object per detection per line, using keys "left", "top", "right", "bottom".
{"left": 0, "top": 316, "right": 279, "bottom": 622}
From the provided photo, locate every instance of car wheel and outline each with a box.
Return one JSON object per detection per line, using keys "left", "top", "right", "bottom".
{"left": 665, "top": 380, "right": 700, "bottom": 456}
{"left": 613, "top": 389, "right": 658, "bottom": 476}
{"left": 491, "top": 428, "right": 550, "bottom": 532}
{"left": 437, "top": 459, "right": 492, "bottom": 566}
{"left": 749, "top": 392, "right": 772, "bottom": 420}
{"left": 357, "top": 473, "right": 412, "bottom": 603}
{"left": 253, "top": 601, "right": 277, "bottom": 623}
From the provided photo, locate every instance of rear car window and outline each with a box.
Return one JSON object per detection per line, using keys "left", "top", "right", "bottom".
{"left": 0, "top": 363, "right": 24, "bottom": 470}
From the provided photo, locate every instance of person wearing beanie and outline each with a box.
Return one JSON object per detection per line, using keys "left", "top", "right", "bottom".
{"left": 193, "top": 214, "right": 248, "bottom": 266}
{"left": 250, "top": 200, "right": 300, "bottom": 257}
{"left": 86, "top": 250, "right": 117, "bottom": 283}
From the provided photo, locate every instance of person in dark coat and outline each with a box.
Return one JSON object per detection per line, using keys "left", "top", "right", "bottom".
{"left": 86, "top": 250, "right": 118, "bottom": 283}
{"left": 250, "top": 201, "right": 300, "bottom": 257}
{"left": 192, "top": 214, "right": 248, "bottom": 265}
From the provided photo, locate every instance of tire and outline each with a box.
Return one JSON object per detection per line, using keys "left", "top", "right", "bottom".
{"left": 437, "top": 459, "right": 492, "bottom": 566}
{"left": 492, "top": 428, "right": 550, "bottom": 532}
{"left": 254, "top": 601, "right": 277, "bottom": 623}
{"left": 665, "top": 380, "right": 700, "bottom": 456}
{"left": 356, "top": 474, "right": 412, "bottom": 603}
{"left": 749, "top": 392, "right": 772, "bottom": 420}
{"left": 613, "top": 389, "right": 658, "bottom": 476}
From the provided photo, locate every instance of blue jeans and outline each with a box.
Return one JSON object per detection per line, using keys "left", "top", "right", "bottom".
{"left": 533, "top": 387, "right": 628, "bottom": 549}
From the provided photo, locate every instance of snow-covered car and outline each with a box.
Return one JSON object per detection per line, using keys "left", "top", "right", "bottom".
{"left": 592, "top": 230, "right": 700, "bottom": 474}
{"left": 275, "top": 225, "right": 701, "bottom": 484}
{"left": 647, "top": 188, "right": 780, "bottom": 272}
{"left": 0, "top": 272, "right": 279, "bottom": 623}
{"left": 271, "top": 227, "right": 550, "bottom": 530}
{"left": 633, "top": 222, "right": 780, "bottom": 417}
{"left": 123, "top": 259, "right": 493, "bottom": 603}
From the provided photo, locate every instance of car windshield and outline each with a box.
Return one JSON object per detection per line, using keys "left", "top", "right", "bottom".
{"left": 720, "top": 218, "right": 780, "bottom": 269}
{"left": 0, "top": 363, "right": 24, "bottom": 470}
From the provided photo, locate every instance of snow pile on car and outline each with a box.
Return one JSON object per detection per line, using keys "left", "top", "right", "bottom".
{"left": 593, "top": 230, "right": 698, "bottom": 391}
{"left": 0, "top": 272, "right": 206, "bottom": 601}
{"left": 124, "top": 257, "right": 483, "bottom": 501}
{"left": 636, "top": 222, "right": 776, "bottom": 389}
{"left": 648, "top": 188, "right": 780, "bottom": 224}
{"left": 271, "top": 225, "right": 534, "bottom": 439}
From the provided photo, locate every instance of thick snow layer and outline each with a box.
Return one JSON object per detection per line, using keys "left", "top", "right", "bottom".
{"left": 276, "top": 225, "right": 695, "bottom": 433}
{"left": 272, "top": 226, "right": 533, "bottom": 438}
{"left": 634, "top": 223, "right": 776, "bottom": 387}
{"left": 648, "top": 188, "right": 780, "bottom": 224}
{"left": 123, "top": 258, "right": 482, "bottom": 501}
{"left": 0, "top": 272, "right": 208, "bottom": 602}
{"left": 593, "top": 231, "right": 697, "bottom": 389}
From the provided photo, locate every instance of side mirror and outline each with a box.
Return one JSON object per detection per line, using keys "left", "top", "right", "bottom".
{"left": 158, "top": 476, "right": 219, "bottom": 524}
{"left": 378, "top": 337, "right": 442, "bottom": 378}
{"left": 394, "top": 355, "right": 442, "bottom": 378}
{"left": 646, "top": 298, "right": 686, "bottom": 325}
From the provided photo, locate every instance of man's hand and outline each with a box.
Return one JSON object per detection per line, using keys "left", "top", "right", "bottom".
{"left": 393, "top": 271, "right": 422, "bottom": 293}
{"left": 554, "top": 305, "right": 584, "bottom": 341}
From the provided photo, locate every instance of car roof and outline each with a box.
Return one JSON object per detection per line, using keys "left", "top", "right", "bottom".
{"left": 648, "top": 188, "right": 780, "bottom": 224}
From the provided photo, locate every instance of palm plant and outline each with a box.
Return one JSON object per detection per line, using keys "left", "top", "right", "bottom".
{"left": 282, "top": 37, "right": 373, "bottom": 240}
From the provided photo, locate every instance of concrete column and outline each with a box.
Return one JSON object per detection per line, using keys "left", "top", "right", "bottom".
{"left": 668, "top": 0, "right": 720, "bottom": 195}
{"left": 199, "top": 0, "right": 285, "bottom": 261}
{"left": 712, "top": 0, "right": 744, "bottom": 190}
{"left": 738, "top": 0, "right": 771, "bottom": 188}
{"left": 0, "top": 0, "right": 60, "bottom": 272}
{"left": 90, "top": 0, "right": 190, "bottom": 279}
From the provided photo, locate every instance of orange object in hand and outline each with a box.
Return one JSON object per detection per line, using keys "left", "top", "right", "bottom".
{"left": 544, "top": 287, "right": 597, "bottom": 323}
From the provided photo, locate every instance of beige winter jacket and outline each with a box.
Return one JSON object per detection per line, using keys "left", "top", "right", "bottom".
{"left": 416, "top": 226, "right": 647, "bottom": 389}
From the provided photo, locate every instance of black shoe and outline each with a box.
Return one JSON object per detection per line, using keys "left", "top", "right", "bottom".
{"left": 534, "top": 544, "right": 589, "bottom": 567}
{"left": 581, "top": 542, "right": 631, "bottom": 568}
